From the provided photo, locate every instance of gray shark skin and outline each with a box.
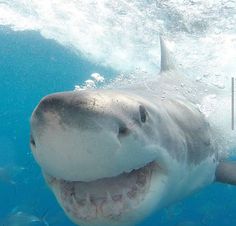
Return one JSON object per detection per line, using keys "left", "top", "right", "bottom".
{"left": 30, "top": 37, "right": 236, "bottom": 226}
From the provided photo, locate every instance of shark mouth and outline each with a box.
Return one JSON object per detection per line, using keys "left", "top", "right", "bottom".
{"left": 44, "top": 161, "right": 158, "bottom": 223}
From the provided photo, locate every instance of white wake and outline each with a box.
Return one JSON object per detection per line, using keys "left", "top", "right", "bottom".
{"left": 0, "top": 0, "right": 235, "bottom": 75}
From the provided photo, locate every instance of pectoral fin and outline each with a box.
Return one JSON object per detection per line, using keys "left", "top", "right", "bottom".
{"left": 215, "top": 161, "right": 236, "bottom": 185}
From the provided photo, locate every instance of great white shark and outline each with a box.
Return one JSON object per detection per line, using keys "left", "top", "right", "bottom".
{"left": 30, "top": 37, "right": 236, "bottom": 226}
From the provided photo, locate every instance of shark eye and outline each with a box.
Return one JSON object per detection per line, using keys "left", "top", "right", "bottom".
{"left": 139, "top": 105, "right": 147, "bottom": 123}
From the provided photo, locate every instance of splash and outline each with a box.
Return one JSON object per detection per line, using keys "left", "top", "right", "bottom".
{"left": 0, "top": 0, "right": 235, "bottom": 76}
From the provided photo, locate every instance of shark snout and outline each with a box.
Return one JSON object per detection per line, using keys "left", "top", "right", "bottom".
{"left": 31, "top": 91, "right": 100, "bottom": 128}
{"left": 30, "top": 91, "right": 148, "bottom": 181}
{"left": 31, "top": 91, "right": 134, "bottom": 143}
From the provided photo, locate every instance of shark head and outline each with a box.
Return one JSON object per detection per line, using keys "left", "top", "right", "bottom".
{"left": 30, "top": 37, "right": 218, "bottom": 225}
{"left": 30, "top": 90, "right": 167, "bottom": 181}
{"left": 30, "top": 89, "right": 172, "bottom": 225}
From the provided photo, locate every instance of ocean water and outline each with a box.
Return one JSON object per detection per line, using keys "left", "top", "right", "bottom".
{"left": 0, "top": 1, "right": 236, "bottom": 226}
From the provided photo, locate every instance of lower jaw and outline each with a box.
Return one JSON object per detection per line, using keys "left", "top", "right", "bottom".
{"left": 44, "top": 162, "right": 158, "bottom": 224}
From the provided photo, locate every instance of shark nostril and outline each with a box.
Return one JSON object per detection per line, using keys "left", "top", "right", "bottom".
{"left": 118, "top": 126, "right": 130, "bottom": 138}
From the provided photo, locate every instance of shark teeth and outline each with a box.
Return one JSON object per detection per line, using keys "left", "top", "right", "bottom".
{"left": 101, "top": 192, "right": 122, "bottom": 218}
{"left": 122, "top": 189, "right": 133, "bottom": 210}
{"left": 64, "top": 186, "right": 146, "bottom": 220}
{"left": 52, "top": 161, "right": 156, "bottom": 221}
{"left": 71, "top": 193, "right": 97, "bottom": 220}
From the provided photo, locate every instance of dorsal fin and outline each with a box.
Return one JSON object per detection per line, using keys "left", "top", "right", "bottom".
{"left": 160, "top": 36, "right": 176, "bottom": 72}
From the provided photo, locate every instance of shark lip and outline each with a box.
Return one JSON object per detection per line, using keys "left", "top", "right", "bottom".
{"left": 44, "top": 161, "right": 159, "bottom": 223}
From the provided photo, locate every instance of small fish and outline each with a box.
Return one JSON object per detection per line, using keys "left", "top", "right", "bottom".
{"left": 0, "top": 165, "right": 26, "bottom": 185}
{"left": 1, "top": 210, "right": 49, "bottom": 226}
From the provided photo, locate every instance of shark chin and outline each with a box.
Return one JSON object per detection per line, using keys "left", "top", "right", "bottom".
{"left": 43, "top": 161, "right": 166, "bottom": 226}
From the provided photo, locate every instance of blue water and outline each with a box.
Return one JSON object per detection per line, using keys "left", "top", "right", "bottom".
{"left": 0, "top": 28, "right": 236, "bottom": 226}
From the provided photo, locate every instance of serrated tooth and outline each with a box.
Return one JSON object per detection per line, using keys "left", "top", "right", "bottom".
{"left": 102, "top": 192, "right": 114, "bottom": 217}
{"left": 136, "top": 183, "right": 144, "bottom": 190}
{"left": 106, "top": 191, "right": 113, "bottom": 203}
{"left": 72, "top": 195, "right": 80, "bottom": 209}
{"left": 86, "top": 193, "right": 91, "bottom": 206}
{"left": 140, "top": 171, "right": 146, "bottom": 176}
{"left": 122, "top": 189, "right": 127, "bottom": 199}
{"left": 122, "top": 189, "right": 131, "bottom": 210}
{"left": 83, "top": 193, "right": 96, "bottom": 219}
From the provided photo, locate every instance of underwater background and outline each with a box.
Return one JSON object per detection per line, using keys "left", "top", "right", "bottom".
{"left": 0, "top": 1, "right": 236, "bottom": 225}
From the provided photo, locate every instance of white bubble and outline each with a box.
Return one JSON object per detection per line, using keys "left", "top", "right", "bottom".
{"left": 90, "top": 73, "right": 105, "bottom": 82}
{"left": 85, "top": 79, "right": 96, "bottom": 88}
{"left": 212, "top": 81, "right": 225, "bottom": 89}
{"left": 198, "top": 94, "right": 218, "bottom": 117}
{"left": 74, "top": 85, "right": 85, "bottom": 91}
{"left": 196, "top": 76, "right": 202, "bottom": 82}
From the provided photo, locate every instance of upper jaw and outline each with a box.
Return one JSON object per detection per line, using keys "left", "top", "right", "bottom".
{"left": 30, "top": 92, "right": 157, "bottom": 182}
{"left": 30, "top": 118, "right": 158, "bottom": 182}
